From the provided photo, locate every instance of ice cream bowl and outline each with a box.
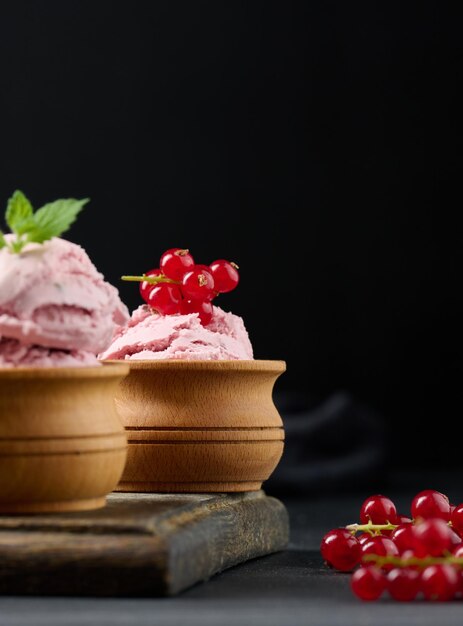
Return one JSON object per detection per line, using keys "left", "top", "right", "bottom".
{"left": 105, "top": 359, "right": 286, "bottom": 493}
{"left": 0, "top": 362, "right": 130, "bottom": 513}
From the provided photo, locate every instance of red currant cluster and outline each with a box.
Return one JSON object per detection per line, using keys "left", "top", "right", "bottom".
{"left": 122, "top": 248, "right": 239, "bottom": 325}
{"left": 320, "top": 490, "right": 463, "bottom": 601}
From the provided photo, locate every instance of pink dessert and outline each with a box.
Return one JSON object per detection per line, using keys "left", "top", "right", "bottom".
{"left": 99, "top": 304, "right": 253, "bottom": 361}
{"left": 0, "top": 337, "right": 100, "bottom": 367}
{"left": 0, "top": 236, "right": 129, "bottom": 367}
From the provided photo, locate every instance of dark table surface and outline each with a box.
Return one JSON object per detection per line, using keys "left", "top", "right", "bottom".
{"left": 1, "top": 470, "right": 462, "bottom": 626}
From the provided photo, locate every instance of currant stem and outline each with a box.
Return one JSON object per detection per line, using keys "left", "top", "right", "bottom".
{"left": 363, "top": 554, "right": 463, "bottom": 568}
{"left": 345, "top": 521, "right": 399, "bottom": 535}
{"left": 121, "top": 274, "right": 179, "bottom": 285}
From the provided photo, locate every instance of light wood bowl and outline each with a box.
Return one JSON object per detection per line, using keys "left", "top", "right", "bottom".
{"left": 0, "top": 363, "right": 130, "bottom": 513}
{"left": 109, "top": 360, "right": 286, "bottom": 493}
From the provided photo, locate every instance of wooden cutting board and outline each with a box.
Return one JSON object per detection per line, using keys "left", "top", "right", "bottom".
{"left": 0, "top": 491, "right": 289, "bottom": 596}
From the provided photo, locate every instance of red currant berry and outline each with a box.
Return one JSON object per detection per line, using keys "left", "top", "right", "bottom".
{"left": 160, "top": 248, "right": 195, "bottom": 281}
{"left": 180, "top": 299, "right": 213, "bottom": 325}
{"left": 400, "top": 548, "right": 420, "bottom": 568}
{"left": 452, "top": 544, "right": 463, "bottom": 558}
{"left": 139, "top": 268, "right": 162, "bottom": 303}
{"left": 360, "top": 495, "right": 398, "bottom": 525}
{"left": 451, "top": 503, "right": 463, "bottom": 535}
{"left": 361, "top": 536, "right": 399, "bottom": 571}
{"left": 413, "top": 518, "right": 453, "bottom": 557}
{"left": 351, "top": 566, "right": 386, "bottom": 601}
{"left": 397, "top": 515, "right": 413, "bottom": 524}
{"left": 411, "top": 489, "right": 451, "bottom": 522}
{"left": 209, "top": 260, "right": 240, "bottom": 293}
{"left": 147, "top": 283, "right": 183, "bottom": 315}
{"left": 449, "top": 528, "right": 462, "bottom": 546}
{"left": 390, "top": 523, "right": 416, "bottom": 554}
{"left": 182, "top": 267, "right": 215, "bottom": 301}
{"left": 421, "top": 564, "right": 459, "bottom": 601}
{"left": 358, "top": 533, "right": 374, "bottom": 546}
{"left": 387, "top": 567, "right": 421, "bottom": 601}
{"left": 320, "top": 529, "right": 360, "bottom": 572}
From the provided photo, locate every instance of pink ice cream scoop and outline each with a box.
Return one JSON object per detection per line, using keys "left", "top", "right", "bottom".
{"left": 99, "top": 304, "right": 253, "bottom": 361}
{"left": 0, "top": 236, "right": 129, "bottom": 367}
{"left": 0, "top": 337, "right": 101, "bottom": 367}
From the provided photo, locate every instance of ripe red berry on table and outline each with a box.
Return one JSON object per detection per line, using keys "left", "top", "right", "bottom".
{"left": 320, "top": 529, "right": 360, "bottom": 572}
{"left": 361, "top": 536, "right": 399, "bottom": 571}
{"left": 390, "top": 523, "right": 416, "bottom": 554}
{"left": 421, "top": 564, "right": 459, "bottom": 601}
{"left": 413, "top": 518, "right": 453, "bottom": 557}
{"left": 320, "top": 487, "right": 463, "bottom": 602}
{"left": 411, "top": 490, "right": 451, "bottom": 522}
{"left": 351, "top": 567, "right": 386, "bottom": 601}
{"left": 387, "top": 568, "right": 421, "bottom": 601}
{"left": 360, "top": 495, "right": 398, "bottom": 525}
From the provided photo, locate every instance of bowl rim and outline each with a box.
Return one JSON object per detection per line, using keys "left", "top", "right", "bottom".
{"left": 101, "top": 359, "right": 286, "bottom": 373}
{"left": 0, "top": 361, "right": 130, "bottom": 379}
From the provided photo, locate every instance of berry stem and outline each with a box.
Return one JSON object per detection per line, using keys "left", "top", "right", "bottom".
{"left": 345, "top": 521, "right": 399, "bottom": 535}
{"left": 121, "top": 274, "right": 180, "bottom": 285}
{"left": 363, "top": 554, "right": 463, "bottom": 568}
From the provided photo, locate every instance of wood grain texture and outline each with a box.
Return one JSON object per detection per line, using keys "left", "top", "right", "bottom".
{"left": 0, "top": 363, "right": 129, "bottom": 513}
{"left": 0, "top": 491, "right": 289, "bottom": 596}
{"left": 109, "top": 360, "right": 286, "bottom": 492}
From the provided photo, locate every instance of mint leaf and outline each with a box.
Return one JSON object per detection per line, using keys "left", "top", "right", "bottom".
{"left": 2, "top": 192, "right": 89, "bottom": 253}
{"left": 5, "top": 190, "right": 34, "bottom": 234}
{"left": 26, "top": 198, "right": 89, "bottom": 244}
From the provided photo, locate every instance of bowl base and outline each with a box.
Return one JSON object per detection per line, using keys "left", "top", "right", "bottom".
{"left": 0, "top": 497, "right": 106, "bottom": 514}
{"left": 116, "top": 481, "right": 263, "bottom": 493}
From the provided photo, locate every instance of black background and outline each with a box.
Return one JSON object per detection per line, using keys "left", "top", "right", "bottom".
{"left": 0, "top": 1, "right": 461, "bottom": 468}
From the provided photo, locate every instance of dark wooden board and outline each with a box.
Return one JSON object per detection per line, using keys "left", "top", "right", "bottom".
{"left": 0, "top": 491, "right": 289, "bottom": 597}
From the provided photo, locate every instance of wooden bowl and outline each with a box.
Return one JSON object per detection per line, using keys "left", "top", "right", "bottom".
{"left": 109, "top": 360, "right": 286, "bottom": 492}
{"left": 0, "top": 362, "right": 130, "bottom": 513}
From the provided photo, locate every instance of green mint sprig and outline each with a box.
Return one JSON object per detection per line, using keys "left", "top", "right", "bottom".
{"left": 0, "top": 190, "right": 89, "bottom": 253}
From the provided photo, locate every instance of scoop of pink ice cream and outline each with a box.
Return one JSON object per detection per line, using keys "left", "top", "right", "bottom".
{"left": 0, "top": 236, "right": 129, "bottom": 361}
{"left": 99, "top": 304, "right": 253, "bottom": 361}
{"left": 0, "top": 337, "right": 99, "bottom": 368}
